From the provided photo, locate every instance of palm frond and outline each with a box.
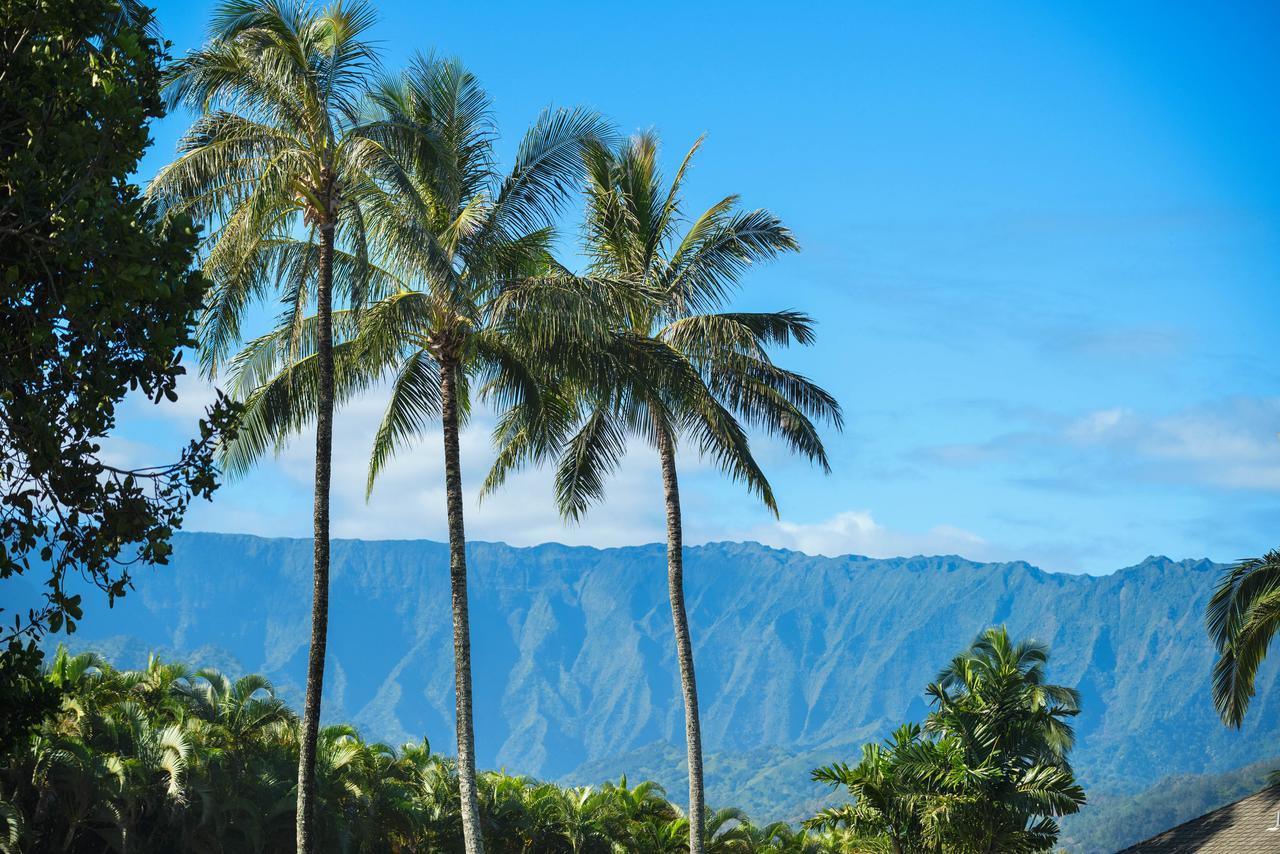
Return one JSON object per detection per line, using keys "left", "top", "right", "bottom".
{"left": 554, "top": 407, "right": 629, "bottom": 523}
{"left": 366, "top": 351, "right": 442, "bottom": 497}
{"left": 662, "top": 205, "right": 799, "bottom": 316}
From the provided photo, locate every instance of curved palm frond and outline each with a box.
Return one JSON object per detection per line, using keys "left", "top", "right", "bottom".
{"left": 365, "top": 350, "right": 442, "bottom": 497}
{"left": 1209, "top": 552, "right": 1280, "bottom": 727}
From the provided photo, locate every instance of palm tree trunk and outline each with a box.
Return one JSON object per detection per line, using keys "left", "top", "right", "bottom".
{"left": 296, "top": 221, "right": 336, "bottom": 854}
{"left": 656, "top": 427, "right": 705, "bottom": 854}
{"left": 439, "top": 359, "right": 485, "bottom": 854}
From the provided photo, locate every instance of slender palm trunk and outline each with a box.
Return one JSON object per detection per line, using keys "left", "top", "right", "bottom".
{"left": 439, "top": 360, "right": 485, "bottom": 854}
{"left": 296, "top": 221, "right": 335, "bottom": 854}
{"left": 656, "top": 427, "right": 705, "bottom": 854}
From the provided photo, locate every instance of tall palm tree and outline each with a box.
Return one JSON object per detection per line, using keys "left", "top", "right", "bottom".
{"left": 1206, "top": 550, "right": 1280, "bottom": 729}
{"left": 221, "top": 55, "right": 614, "bottom": 854}
{"left": 146, "top": 1, "right": 381, "bottom": 848}
{"left": 493, "top": 132, "right": 841, "bottom": 854}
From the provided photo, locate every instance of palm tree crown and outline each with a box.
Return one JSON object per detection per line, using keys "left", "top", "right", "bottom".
{"left": 150, "top": 0, "right": 382, "bottom": 376}
{"left": 492, "top": 131, "right": 841, "bottom": 854}
{"left": 146, "top": 3, "right": 384, "bottom": 849}
{"left": 500, "top": 132, "right": 842, "bottom": 517}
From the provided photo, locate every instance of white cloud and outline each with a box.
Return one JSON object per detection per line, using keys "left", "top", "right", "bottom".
{"left": 1066, "top": 401, "right": 1280, "bottom": 490}
{"left": 181, "top": 382, "right": 672, "bottom": 548}
{"left": 1064, "top": 407, "right": 1128, "bottom": 441}
{"left": 747, "top": 509, "right": 990, "bottom": 560}
{"left": 926, "top": 397, "right": 1280, "bottom": 493}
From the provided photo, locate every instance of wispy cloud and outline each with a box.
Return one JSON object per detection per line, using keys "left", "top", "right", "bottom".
{"left": 921, "top": 397, "right": 1280, "bottom": 492}
{"left": 189, "top": 387, "right": 673, "bottom": 548}
{"left": 746, "top": 509, "right": 991, "bottom": 560}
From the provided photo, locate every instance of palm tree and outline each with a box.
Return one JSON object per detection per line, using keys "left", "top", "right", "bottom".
{"left": 220, "top": 55, "right": 614, "bottom": 854}
{"left": 494, "top": 132, "right": 841, "bottom": 854}
{"left": 1207, "top": 550, "right": 1280, "bottom": 729}
{"left": 922, "top": 626, "right": 1085, "bottom": 853}
{"left": 807, "top": 725, "right": 936, "bottom": 854}
{"left": 809, "top": 629, "right": 1084, "bottom": 854}
{"left": 147, "top": 2, "right": 381, "bottom": 848}
{"left": 928, "top": 626, "right": 1080, "bottom": 765}
{"left": 8, "top": 650, "right": 881, "bottom": 853}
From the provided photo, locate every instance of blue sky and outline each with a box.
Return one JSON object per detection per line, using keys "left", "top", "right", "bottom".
{"left": 120, "top": 0, "right": 1280, "bottom": 573}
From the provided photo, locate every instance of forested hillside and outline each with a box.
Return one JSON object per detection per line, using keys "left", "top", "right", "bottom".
{"left": 15, "top": 532, "right": 1278, "bottom": 824}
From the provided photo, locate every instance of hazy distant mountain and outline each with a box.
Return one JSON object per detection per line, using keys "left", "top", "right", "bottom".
{"left": 12, "top": 533, "right": 1279, "bottom": 827}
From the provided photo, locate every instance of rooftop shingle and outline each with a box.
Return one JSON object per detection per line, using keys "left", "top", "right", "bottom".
{"left": 1116, "top": 785, "right": 1280, "bottom": 853}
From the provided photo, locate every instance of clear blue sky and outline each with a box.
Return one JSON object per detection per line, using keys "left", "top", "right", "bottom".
{"left": 121, "top": 0, "right": 1280, "bottom": 573}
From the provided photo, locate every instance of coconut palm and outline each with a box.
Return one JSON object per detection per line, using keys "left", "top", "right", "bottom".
{"left": 217, "top": 55, "right": 614, "bottom": 854}
{"left": 492, "top": 132, "right": 841, "bottom": 854}
{"left": 146, "top": 1, "right": 382, "bottom": 847}
{"left": 1206, "top": 550, "right": 1280, "bottom": 729}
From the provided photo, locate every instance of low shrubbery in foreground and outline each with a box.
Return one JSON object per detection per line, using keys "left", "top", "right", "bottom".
{"left": 0, "top": 649, "right": 854, "bottom": 853}
{"left": 0, "top": 627, "right": 1082, "bottom": 853}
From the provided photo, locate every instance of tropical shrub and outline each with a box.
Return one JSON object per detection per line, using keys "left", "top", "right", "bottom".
{"left": 0, "top": 649, "right": 849, "bottom": 853}
{"left": 808, "top": 627, "right": 1086, "bottom": 854}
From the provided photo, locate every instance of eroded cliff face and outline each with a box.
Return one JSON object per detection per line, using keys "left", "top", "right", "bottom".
{"left": 19, "top": 532, "right": 1271, "bottom": 821}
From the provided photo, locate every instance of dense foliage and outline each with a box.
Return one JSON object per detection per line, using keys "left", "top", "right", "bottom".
{"left": 0, "top": 650, "right": 859, "bottom": 853}
{"left": 0, "top": 0, "right": 232, "bottom": 644}
{"left": 807, "top": 628, "right": 1085, "bottom": 853}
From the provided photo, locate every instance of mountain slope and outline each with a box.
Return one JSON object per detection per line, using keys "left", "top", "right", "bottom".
{"left": 1059, "top": 755, "right": 1280, "bottom": 852}
{"left": 13, "top": 533, "right": 1280, "bottom": 823}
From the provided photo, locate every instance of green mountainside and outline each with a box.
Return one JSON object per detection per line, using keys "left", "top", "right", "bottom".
{"left": 13, "top": 532, "right": 1280, "bottom": 850}
{"left": 1059, "top": 756, "right": 1279, "bottom": 852}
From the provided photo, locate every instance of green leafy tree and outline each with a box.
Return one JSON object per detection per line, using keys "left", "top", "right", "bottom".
{"left": 0, "top": 0, "right": 232, "bottom": 639}
{"left": 500, "top": 132, "right": 840, "bottom": 854}
{"left": 1206, "top": 550, "right": 1280, "bottom": 731}
{"left": 0, "top": 0, "right": 233, "bottom": 762}
{"left": 147, "top": 1, "right": 382, "bottom": 847}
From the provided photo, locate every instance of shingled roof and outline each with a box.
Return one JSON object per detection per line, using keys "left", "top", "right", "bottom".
{"left": 1116, "top": 785, "right": 1280, "bottom": 852}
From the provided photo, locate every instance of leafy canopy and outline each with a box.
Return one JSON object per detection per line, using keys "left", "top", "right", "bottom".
{"left": 0, "top": 0, "right": 233, "bottom": 645}
{"left": 0, "top": 649, "right": 850, "bottom": 852}
{"left": 808, "top": 627, "right": 1085, "bottom": 854}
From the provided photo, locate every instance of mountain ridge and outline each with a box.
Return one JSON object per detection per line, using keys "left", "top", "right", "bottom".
{"left": 168, "top": 529, "right": 1215, "bottom": 578}
{"left": 9, "top": 532, "right": 1273, "bottom": 826}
